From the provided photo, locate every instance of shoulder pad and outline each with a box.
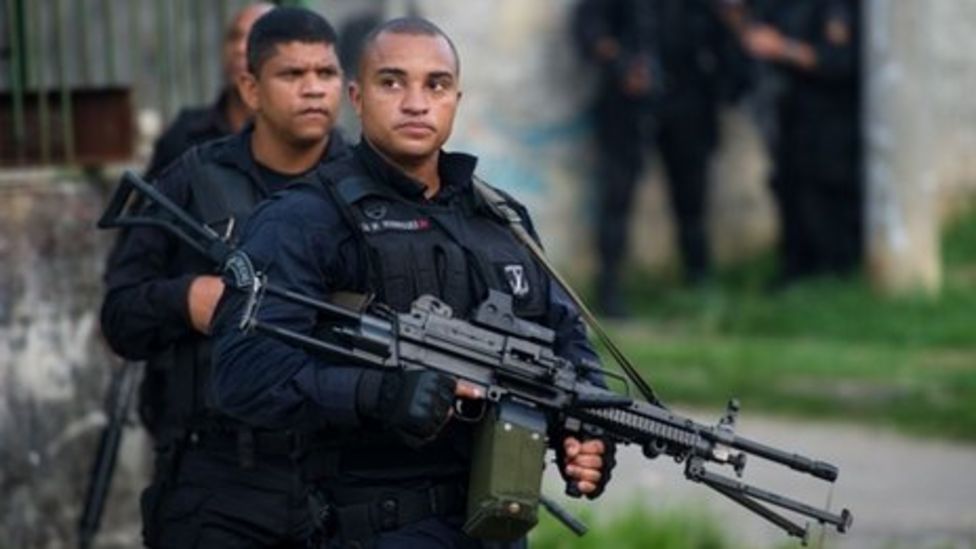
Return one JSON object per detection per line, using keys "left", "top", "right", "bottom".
{"left": 197, "top": 132, "right": 242, "bottom": 164}
{"left": 333, "top": 175, "right": 400, "bottom": 205}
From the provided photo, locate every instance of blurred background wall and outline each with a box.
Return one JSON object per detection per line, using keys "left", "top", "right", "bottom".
{"left": 865, "top": 0, "right": 976, "bottom": 293}
{"left": 2, "top": 1, "right": 976, "bottom": 547}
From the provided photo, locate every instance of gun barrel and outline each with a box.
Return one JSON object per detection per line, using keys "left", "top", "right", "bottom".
{"left": 731, "top": 436, "right": 838, "bottom": 482}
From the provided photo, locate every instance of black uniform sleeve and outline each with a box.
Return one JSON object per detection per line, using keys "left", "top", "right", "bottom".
{"left": 99, "top": 161, "right": 198, "bottom": 359}
{"left": 487, "top": 186, "right": 603, "bottom": 382}
{"left": 503, "top": 197, "right": 603, "bottom": 385}
{"left": 210, "top": 188, "right": 369, "bottom": 432}
{"left": 548, "top": 282, "right": 602, "bottom": 384}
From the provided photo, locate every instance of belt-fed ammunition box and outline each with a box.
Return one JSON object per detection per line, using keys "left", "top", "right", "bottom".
{"left": 464, "top": 401, "right": 548, "bottom": 541}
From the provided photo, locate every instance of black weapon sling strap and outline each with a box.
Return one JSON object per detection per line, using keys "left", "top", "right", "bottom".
{"left": 472, "top": 176, "right": 664, "bottom": 407}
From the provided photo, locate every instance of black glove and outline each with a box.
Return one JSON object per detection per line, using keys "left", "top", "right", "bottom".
{"left": 555, "top": 435, "right": 617, "bottom": 500}
{"left": 357, "top": 369, "right": 455, "bottom": 447}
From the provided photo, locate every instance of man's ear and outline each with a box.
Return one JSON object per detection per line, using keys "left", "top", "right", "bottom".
{"left": 237, "top": 71, "right": 260, "bottom": 112}
{"left": 348, "top": 81, "right": 363, "bottom": 118}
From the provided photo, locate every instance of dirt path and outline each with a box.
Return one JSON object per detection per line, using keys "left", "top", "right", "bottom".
{"left": 544, "top": 412, "right": 976, "bottom": 548}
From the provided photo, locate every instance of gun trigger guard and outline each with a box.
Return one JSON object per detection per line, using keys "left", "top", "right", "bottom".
{"left": 453, "top": 398, "right": 486, "bottom": 423}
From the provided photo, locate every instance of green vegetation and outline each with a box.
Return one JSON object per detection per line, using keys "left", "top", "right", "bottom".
{"left": 530, "top": 504, "right": 732, "bottom": 549}
{"left": 594, "top": 213, "right": 976, "bottom": 440}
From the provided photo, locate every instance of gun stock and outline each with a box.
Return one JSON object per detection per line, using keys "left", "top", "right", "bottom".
{"left": 78, "top": 361, "right": 140, "bottom": 549}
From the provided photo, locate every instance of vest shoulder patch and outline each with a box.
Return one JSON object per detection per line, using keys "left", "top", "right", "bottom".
{"left": 502, "top": 263, "right": 531, "bottom": 298}
{"left": 223, "top": 250, "right": 258, "bottom": 290}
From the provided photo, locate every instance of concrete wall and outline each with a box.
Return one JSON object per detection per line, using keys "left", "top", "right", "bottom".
{"left": 866, "top": 0, "right": 976, "bottom": 293}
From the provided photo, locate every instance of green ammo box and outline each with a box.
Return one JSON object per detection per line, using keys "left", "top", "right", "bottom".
{"left": 463, "top": 401, "right": 548, "bottom": 541}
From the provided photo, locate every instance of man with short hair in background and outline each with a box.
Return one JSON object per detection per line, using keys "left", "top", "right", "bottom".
{"left": 100, "top": 7, "right": 348, "bottom": 547}
{"left": 144, "top": 2, "right": 274, "bottom": 178}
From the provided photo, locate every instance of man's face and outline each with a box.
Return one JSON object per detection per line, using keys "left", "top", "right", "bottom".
{"left": 351, "top": 32, "right": 461, "bottom": 165}
{"left": 238, "top": 41, "right": 343, "bottom": 147}
{"left": 222, "top": 4, "right": 273, "bottom": 86}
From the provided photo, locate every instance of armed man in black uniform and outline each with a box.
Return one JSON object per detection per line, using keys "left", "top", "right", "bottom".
{"left": 100, "top": 7, "right": 348, "bottom": 547}
{"left": 573, "top": 0, "right": 742, "bottom": 314}
{"left": 145, "top": 2, "right": 274, "bottom": 178}
{"left": 211, "top": 17, "right": 614, "bottom": 549}
{"left": 742, "top": 0, "right": 862, "bottom": 282}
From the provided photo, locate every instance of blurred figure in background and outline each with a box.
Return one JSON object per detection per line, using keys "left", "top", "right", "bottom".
{"left": 742, "top": 0, "right": 862, "bottom": 284}
{"left": 144, "top": 2, "right": 274, "bottom": 178}
{"left": 573, "top": 0, "right": 743, "bottom": 316}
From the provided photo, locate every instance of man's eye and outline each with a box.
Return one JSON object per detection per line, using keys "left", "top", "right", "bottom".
{"left": 380, "top": 78, "right": 401, "bottom": 89}
{"left": 429, "top": 80, "right": 451, "bottom": 92}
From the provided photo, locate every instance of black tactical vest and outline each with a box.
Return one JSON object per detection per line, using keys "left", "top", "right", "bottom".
{"left": 332, "top": 175, "right": 549, "bottom": 321}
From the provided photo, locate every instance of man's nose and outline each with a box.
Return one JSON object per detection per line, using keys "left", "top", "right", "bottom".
{"left": 401, "top": 84, "right": 429, "bottom": 114}
{"left": 302, "top": 74, "right": 327, "bottom": 96}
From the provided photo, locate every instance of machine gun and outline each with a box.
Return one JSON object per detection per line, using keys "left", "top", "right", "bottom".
{"left": 240, "top": 282, "right": 851, "bottom": 544}
{"left": 98, "top": 171, "right": 852, "bottom": 544}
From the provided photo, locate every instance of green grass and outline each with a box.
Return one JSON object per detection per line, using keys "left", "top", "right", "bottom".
{"left": 530, "top": 504, "right": 733, "bottom": 549}
{"left": 592, "top": 213, "right": 976, "bottom": 441}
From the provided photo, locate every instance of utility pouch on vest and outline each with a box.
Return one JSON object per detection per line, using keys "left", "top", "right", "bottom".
{"left": 463, "top": 401, "right": 547, "bottom": 541}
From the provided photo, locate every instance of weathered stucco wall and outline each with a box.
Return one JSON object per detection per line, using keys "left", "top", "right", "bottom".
{"left": 0, "top": 173, "right": 145, "bottom": 549}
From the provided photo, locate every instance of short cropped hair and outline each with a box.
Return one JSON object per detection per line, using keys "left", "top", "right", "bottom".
{"left": 246, "top": 7, "right": 338, "bottom": 75}
{"left": 358, "top": 17, "right": 460, "bottom": 77}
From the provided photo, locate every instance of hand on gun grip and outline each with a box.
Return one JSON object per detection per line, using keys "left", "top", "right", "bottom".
{"left": 358, "top": 369, "right": 456, "bottom": 447}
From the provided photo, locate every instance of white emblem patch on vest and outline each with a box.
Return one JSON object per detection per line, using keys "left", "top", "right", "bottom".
{"left": 503, "top": 264, "right": 530, "bottom": 297}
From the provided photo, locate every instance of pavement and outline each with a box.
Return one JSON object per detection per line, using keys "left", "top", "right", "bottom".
{"left": 544, "top": 409, "right": 976, "bottom": 548}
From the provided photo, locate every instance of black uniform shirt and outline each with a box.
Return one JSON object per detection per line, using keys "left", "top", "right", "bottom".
{"left": 100, "top": 127, "right": 349, "bottom": 360}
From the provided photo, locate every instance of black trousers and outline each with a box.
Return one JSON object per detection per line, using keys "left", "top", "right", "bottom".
{"left": 773, "top": 121, "right": 862, "bottom": 281}
{"left": 594, "top": 95, "right": 713, "bottom": 297}
{"left": 321, "top": 515, "right": 527, "bottom": 549}
{"left": 141, "top": 441, "right": 314, "bottom": 549}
